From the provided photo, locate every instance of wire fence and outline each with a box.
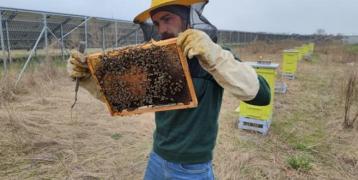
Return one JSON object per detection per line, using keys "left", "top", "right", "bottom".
{"left": 217, "top": 30, "right": 318, "bottom": 45}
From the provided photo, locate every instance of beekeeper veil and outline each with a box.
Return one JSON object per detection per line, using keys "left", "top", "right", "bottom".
{"left": 134, "top": 0, "right": 218, "bottom": 43}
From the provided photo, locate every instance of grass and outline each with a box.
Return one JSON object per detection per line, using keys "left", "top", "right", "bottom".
{"left": 0, "top": 53, "right": 67, "bottom": 107}
{"left": 0, "top": 55, "right": 66, "bottom": 76}
{"left": 287, "top": 154, "right": 313, "bottom": 172}
{"left": 111, "top": 133, "right": 122, "bottom": 140}
{"left": 213, "top": 40, "right": 358, "bottom": 179}
{"left": 1, "top": 40, "right": 357, "bottom": 179}
{"left": 345, "top": 44, "right": 358, "bottom": 54}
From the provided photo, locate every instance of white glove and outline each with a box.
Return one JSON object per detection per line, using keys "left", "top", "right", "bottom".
{"left": 67, "top": 50, "right": 91, "bottom": 79}
{"left": 67, "top": 50, "right": 105, "bottom": 102}
{"left": 177, "top": 29, "right": 259, "bottom": 101}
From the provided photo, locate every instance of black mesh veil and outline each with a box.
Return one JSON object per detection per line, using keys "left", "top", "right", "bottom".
{"left": 139, "top": 22, "right": 161, "bottom": 41}
{"left": 189, "top": 2, "right": 218, "bottom": 42}
{"left": 138, "top": 2, "right": 218, "bottom": 43}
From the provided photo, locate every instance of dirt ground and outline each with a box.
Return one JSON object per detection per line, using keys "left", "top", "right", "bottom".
{"left": 1, "top": 41, "right": 357, "bottom": 179}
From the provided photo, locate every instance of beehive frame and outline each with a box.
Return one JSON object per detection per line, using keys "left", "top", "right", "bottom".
{"left": 86, "top": 38, "right": 198, "bottom": 116}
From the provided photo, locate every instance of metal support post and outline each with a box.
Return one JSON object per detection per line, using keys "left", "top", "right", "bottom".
{"left": 115, "top": 21, "right": 118, "bottom": 47}
{"left": 229, "top": 31, "right": 232, "bottom": 44}
{"left": 102, "top": 27, "right": 105, "bottom": 51}
{"left": 84, "top": 17, "right": 88, "bottom": 50}
{"left": 43, "top": 14, "right": 48, "bottom": 50}
{"left": 60, "top": 24, "right": 64, "bottom": 60}
{"left": 135, "top": 29, "right": 138, "bottom": 44}
{"left": 237, "top": 32, "right": 240, "bottom": 44}
{"left": 47, "top": 27, "right": 69, "bottom": 56}
{"left": 16, "top": 27, "right": 45, "bottom": 86}
{"left": 0, "top": 10, "right": 7, "bottom": 75}
{"left": 62, "top": 17, "right": 91, "bottom": 39}
{"left": 243, "top": 33, "right": 245, "bottom": 44}
{"left": 5, "top": 20, "right": 11, "bottom": 64}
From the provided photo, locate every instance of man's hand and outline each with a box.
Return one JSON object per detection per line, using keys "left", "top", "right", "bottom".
{"left": 66, "top": 50, "right": 106, "bottom": 102}
{"left": 177, "top": 29, "right": 217, "bottom": 68}
{"left": 177, "top": 29, "right": 260, "bottom": 101}
{"left": 67, "top": 50, "right": 91, "bottom": 80}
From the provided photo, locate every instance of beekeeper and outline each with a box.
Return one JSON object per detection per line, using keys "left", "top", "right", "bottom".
{"left": 67, "top": 0, "right": 271, "bottom": 179}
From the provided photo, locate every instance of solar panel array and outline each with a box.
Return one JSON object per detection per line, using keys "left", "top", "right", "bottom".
{"left": 0, "top": 7, "right": 340, "bottom": 84}
{"left": 0, "top": 7, "right": 143, "bottom": 51}
{"left": 0, "top": 7, "right": 330, "bottom": 58}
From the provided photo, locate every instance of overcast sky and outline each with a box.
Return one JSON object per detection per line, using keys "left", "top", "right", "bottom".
{"left": 0, "top": 0, "right": 357, "bottom": 35}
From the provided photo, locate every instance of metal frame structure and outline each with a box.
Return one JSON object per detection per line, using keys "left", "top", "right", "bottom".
{"left": 0, "top": 7, "right": 143, "bottom": 84}
{"left": 0, "top": 6, "right": 334, "bottom": 84}
{"left": 0, "top": 10, "right": 7, "bottom": 74}
{"left": 216, "top": 29, "right": 318, "bottom": 45}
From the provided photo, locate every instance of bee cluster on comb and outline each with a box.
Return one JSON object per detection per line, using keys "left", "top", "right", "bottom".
{"left": 87, "top": 38, "right": 197, "bottom": 116}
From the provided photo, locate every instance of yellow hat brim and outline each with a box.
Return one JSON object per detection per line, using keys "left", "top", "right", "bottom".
{"left": 134, "top": 0, "right": 206, "bottom": 23}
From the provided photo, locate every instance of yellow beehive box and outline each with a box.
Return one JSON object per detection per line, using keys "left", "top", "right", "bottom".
{"left": 294, "top": 47, "right": 303, "bottom": 61}
{"left": 239, "top": 62, "right": 279, "bottom": 120}
{"left": 303, "top": 44, "right": 311, "bottom": 55}
{"left": 282, "top": 49, "right": 299, "bottom": 74}
{"left": 308, "top": 43, "right": 315, "bottom": 53}
{"left": 298, "top": 46, "right": 306, "bottom": 61}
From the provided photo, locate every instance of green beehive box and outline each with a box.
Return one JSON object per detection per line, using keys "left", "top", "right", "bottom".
{"left": 282, "top": 49, "right": 299, "bottom": 74}
{"left": 239, "top": 62, "right": 279, "bottom": 121}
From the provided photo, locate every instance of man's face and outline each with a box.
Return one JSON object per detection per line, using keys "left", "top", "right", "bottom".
{"left": 151, "top": 11, "right": 187, "bottom": 40}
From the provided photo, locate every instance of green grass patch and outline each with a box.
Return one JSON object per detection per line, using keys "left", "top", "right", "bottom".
{"left": 344, "top": 44, "right": 358, "bottom": 54}
{"left": 0, "top": 55, "right": 66, "bottom": 74}
{"left": 111, "top": 133, "right": 122, "bottom": 140}
{"left": 310, "top": 53, "right": 320, "bottom": 63}
{"left": 293, "top": 142, "right": 310, "bottom": 151}
{"left": 272, "top": 112, "right": 327, "bottom": 153}
{"left": 287, "top": 154, "right": 313, "bottom": 172}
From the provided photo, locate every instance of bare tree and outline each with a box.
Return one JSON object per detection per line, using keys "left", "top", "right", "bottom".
{"left": 315, "top": 28, "right": 326, "bottom": 35}
{"left": 343, "top": 70, "right": 358, "bottom": 128}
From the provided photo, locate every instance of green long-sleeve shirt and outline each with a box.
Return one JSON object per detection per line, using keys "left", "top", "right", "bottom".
{"left": 154, "top": 55, "right": 270, "bottom": 163}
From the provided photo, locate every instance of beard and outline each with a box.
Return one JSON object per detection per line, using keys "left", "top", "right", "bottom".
{"left": 160, "top": 32, "right": 177, "bottom": 40}
{"left": 159, "top": 20, "right": 188, "bottom": 40}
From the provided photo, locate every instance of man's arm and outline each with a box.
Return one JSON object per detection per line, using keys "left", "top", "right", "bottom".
{"left": 223, "top": 46, "right": 271, "bottom": 106}
{"left": 177, "top": 29, "right": 271, "bottom": 105}
{"left": 244, "top": 75, "right": 271, "bottom": 105}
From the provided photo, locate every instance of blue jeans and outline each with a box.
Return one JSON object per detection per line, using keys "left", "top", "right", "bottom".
{"left": 144, "top": 151, "right": 214, "bottom": 180}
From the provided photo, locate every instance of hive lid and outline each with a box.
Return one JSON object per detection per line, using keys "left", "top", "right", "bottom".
{"left": 244, "top": 61, "right": 279, "bottom": 69}
{"left": 283, "top": 49, "right": 299, "bottom": 53}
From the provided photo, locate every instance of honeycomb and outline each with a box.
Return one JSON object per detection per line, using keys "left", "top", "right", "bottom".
{"left": 86, "top": 38, "right": 197, "bottom": 116}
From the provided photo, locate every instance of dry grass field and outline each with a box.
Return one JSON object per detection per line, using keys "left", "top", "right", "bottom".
{"left": 0, "top": 40, "right": 357, "bottom": 179}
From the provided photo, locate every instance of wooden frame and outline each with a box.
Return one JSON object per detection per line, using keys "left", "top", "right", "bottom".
{"left": 86, "top": 38, "right": 198, "bottom": 116}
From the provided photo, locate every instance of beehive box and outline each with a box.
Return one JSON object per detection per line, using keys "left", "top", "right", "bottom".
{"left": 86, "top": 38, "right": 198, "bottom": 116}
{"left": 239, "top": 61, "right": 279, "bottom": 120}
{"left": 282, "top": 49, "right": 299, "bottom": 74}
{"left": 308, "top": 43, "right": 315, "bottom": 53}
{"left": 297, "top": 46, "right": 305, "bottom": 61}
{"left": 303, "top": 44, "right": 311, "bottom": 55}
